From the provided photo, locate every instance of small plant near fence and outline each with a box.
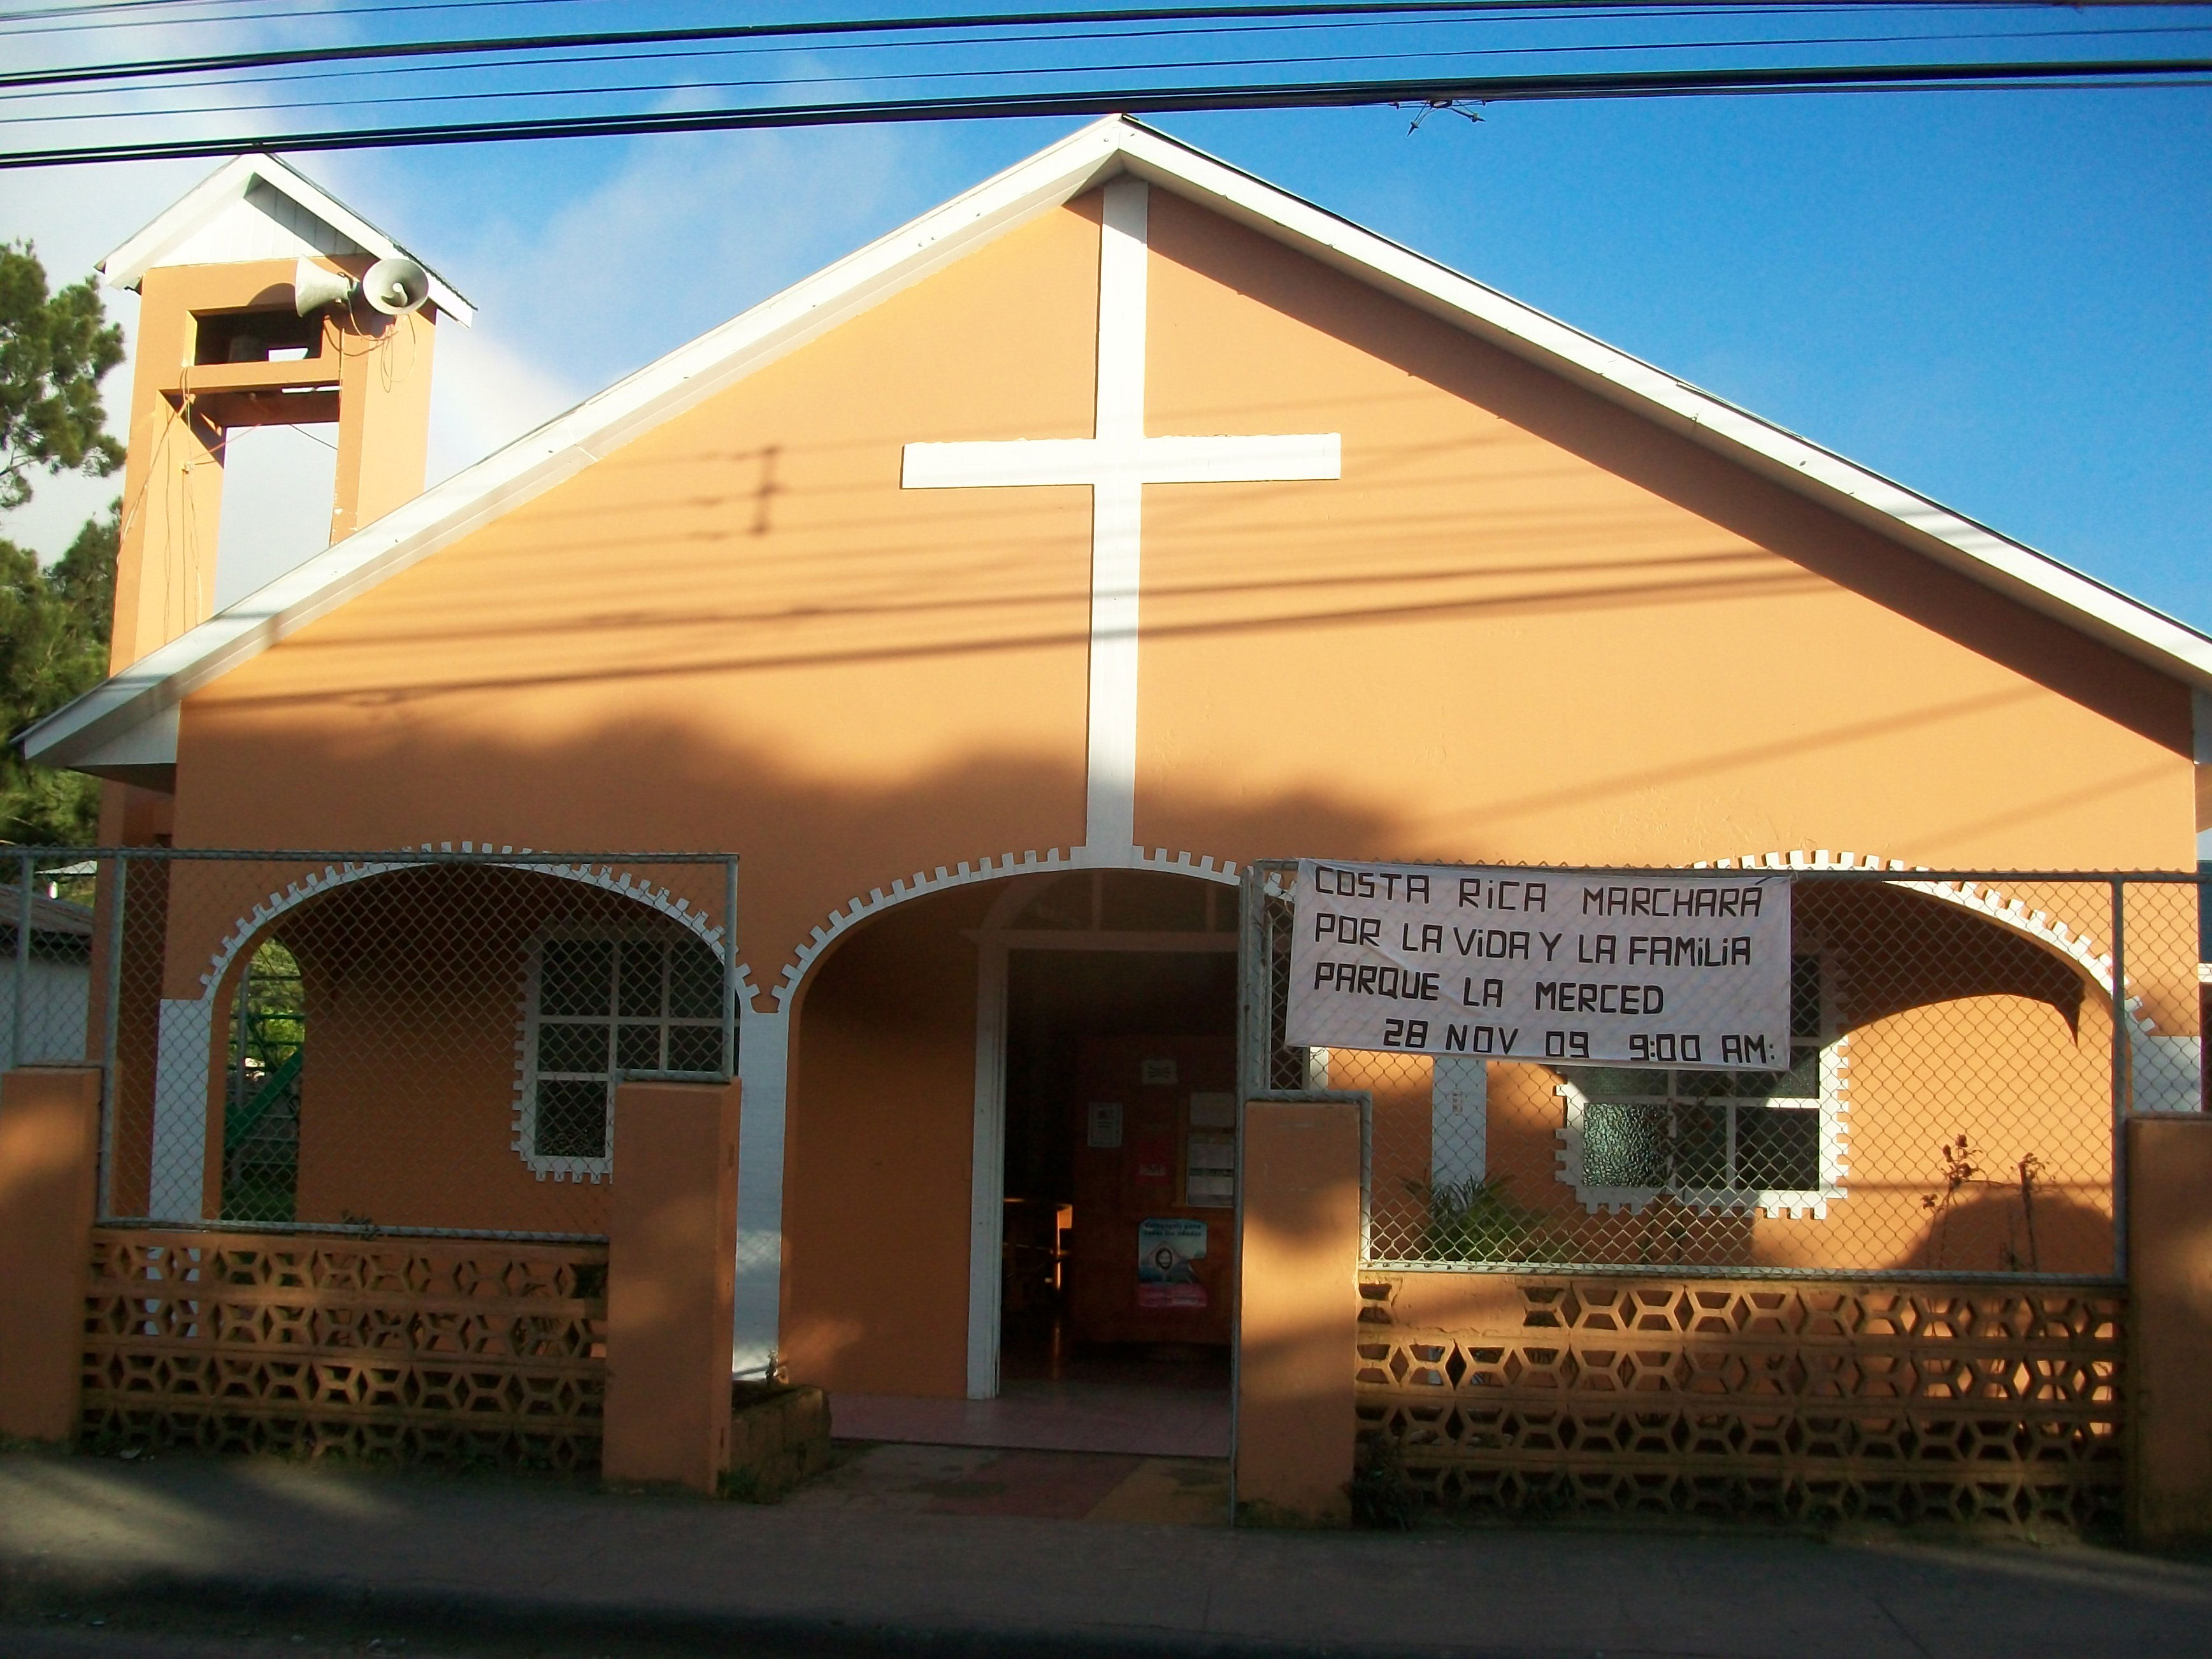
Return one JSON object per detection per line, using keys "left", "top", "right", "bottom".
{"left": 1411, "top": 1174, "right": 1571, "bottom": 1265}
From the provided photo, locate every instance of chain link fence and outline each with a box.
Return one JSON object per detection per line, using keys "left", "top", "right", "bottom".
{"left": 1241, "top": 858, "right": 2203, "bottom": 1281}
{"left": 4, "top": 847, "right": 738, "bottom": 1243}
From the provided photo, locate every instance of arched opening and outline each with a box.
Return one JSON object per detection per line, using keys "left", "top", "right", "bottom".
{"left": 780, "top": 861, "right": 1239, "bottom": 1455}
{"left": 1345, "top": 875, "right": 2128, "bottom": 1278}
{"left": 148, "top": 860, "right": 730, "bottom": 1237}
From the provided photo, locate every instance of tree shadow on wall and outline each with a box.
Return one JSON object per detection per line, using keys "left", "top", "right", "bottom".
{"left": 1911, "top": 1184, "right": 2115, "bottom": 1277}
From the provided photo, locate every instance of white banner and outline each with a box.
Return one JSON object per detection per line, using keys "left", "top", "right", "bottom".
{"left": 1286, "top": 859, "right": 1792, "bottom": 1068}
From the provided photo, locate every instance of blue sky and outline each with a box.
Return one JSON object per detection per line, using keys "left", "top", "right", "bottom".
{"left": 1, "top": 5, "right": 2205, "bottom": 626}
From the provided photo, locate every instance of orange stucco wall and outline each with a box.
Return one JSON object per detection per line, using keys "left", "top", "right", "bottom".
{"left": 2127, "top": 1113, "right": 2212, "bottom": 1544}
{"left": 168, "top": 203, "right": 1102, "bottom": 981}
{"left": 1237, "top": 1098, "right": 1362, "bottom": 1524}
{"left": 162, "top": 185, "right": 2193, "bottom": 988}
{"left": 604, "top": 1078, "right": 741, "bottom": 1493}
{"left": 1134, "top": 190, "right": 2191, "bottom": 873}
{"left": 779, "top": 883, "right": 995, "bottom": 1397}
{"left": 0, "top": 1067, "right": 103, "bottom": 1443}
{"left": 134, "top": 181, "right": 2199, "bottom": 1391}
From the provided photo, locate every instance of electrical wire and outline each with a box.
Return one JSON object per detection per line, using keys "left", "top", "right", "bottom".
{"left": 0, "top": 8, "right": 1966, "bottom": 104}
{"left": 6, "top": 9, "right": 2192, "bottom": 110}
{"left": 5, "top": 55, "right": 2204, "bottom": 168}
{"left": 0, "top": 0, "right": 2098, "bottom": 32}
{"left": 12, "top": 21, "right": 2201, "bottom": 127}
{"left": 0, "top": 13, "right": 1797, "bottom": 105}
{"left": 0, "top": 0, "right": 609, "bottom": 38}
{"left": 0, "top": 0, "right": 2130, "bottom": 87}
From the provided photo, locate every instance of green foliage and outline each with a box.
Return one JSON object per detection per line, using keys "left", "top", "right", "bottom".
{"left": 0, "top": 240, "right": 126, "bottom": 846}
{"left": 717, "top": 1465, "right": 772, "bottom": 1503}
{"left": 1349, "top": 1430, "right": 1421, "bottom": 1529}
{"left": 222, "top": 940, "right": 307, "bottom": 1224}
{"left": 0, "top": 241, "right": 123, "bottom": 512}
{"left": 1413, "top": 1172, "right": 1570, "bottom": 1265}
{"left": 0, "top": 505, "right": 115, "bottom": 844}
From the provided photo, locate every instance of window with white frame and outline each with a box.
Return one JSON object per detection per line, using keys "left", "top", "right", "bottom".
{"left": 517, "top": 934, "right": 726, "bottom": 1179}
{"left": 1556, "top": 953, "right": 1846, "bottom": 1219}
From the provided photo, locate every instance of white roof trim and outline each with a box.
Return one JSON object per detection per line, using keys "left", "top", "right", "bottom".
{"left": 29, "top": 117, "right": 2209, "bottom": 773}
{"left": 99, "top": 152, "right": 474, "bottom": 326}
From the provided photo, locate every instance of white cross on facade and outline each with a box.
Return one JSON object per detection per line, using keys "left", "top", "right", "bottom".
{"left": 902, "top": 178, "right": 1341, "bottom": 854}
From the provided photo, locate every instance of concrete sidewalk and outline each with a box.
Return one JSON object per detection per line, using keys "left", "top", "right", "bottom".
{"left": 3, "top": 1449, "right": 2210, "bottom": 1658}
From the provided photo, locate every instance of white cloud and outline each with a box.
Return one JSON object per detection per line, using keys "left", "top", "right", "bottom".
{"left": 403, "top": 117, "right": 990, "bottom": 487}
{"left": 426, "top": 319, "right": 585, "bottom": 485}
{"left": 459, "top": 120, "right": 957, "bottom": 394}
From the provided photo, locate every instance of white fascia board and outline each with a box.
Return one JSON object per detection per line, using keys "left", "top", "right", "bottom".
{"left": 34, "top": 116, "right": 2212, "bottom": 773}
{"left": 100, "top": 152, "right": 475, "bottom": 326}
{"left": 24, "top": 120, "right": 1134, "bottom": 772}
{"left": 1103, "top": 123, "right": 2212, "bottom": 691}
{"left": 72, "top": 703, "right": 178, "bottom": 773}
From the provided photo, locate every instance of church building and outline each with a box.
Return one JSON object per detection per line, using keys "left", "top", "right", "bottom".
{"left": 25, "top": 117, "right": 2206, "bottom": 1444}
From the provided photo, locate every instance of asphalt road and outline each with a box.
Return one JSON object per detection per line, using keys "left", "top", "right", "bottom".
{"left": 8, "top": 1448, "right": 2212, "bottom": 1658}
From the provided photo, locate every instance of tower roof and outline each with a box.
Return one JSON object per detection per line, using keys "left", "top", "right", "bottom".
{"left": 99, "top": 152, "right": 474, "bottom": 325}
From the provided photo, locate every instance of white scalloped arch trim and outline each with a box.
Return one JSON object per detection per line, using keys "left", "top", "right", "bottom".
{"left": 190, "top": 840, "right": 759, "bottom": 1006}
{"left": 772, "top": 843, "right": 1239, "bottom": 1010}
{"left": 1691, "top": 847, "right": 2160, "bottom": 1038}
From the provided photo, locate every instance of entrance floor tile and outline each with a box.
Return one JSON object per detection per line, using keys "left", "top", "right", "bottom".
{"left": 831, "top": 1378, "right": 1231, "bottom": 1456}
{"left": 785, "top": 1442, "right": 1229, "bottom": 1525}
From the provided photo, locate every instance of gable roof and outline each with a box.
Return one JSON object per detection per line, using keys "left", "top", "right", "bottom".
{"left": 29, "top": 115, "right": 2212, "bottom": 776}
{"left": 100, "top": 152, "right": 475, "bottom": 326}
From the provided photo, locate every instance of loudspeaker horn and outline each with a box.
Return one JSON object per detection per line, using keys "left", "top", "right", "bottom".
{"left": 361, "top": 255, "right": 431, "bottom": 317}
{"left": 292, "top": 257, "right": 356, "bottom": 316}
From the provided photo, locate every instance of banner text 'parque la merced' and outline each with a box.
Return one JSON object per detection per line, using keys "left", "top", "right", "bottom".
{"left": 1286, "top": 860, "right": 1792, "bottom": 1068}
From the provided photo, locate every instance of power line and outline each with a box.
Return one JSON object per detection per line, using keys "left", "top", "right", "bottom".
{"left": 0, "top": 0, "right": 606, "bottom": 38}
{"left": 13, "top": 21, "right": 2202, "bottom": 127}
{"left": 7, "top": 10, "right": 2194, "bottom": 110}
{"left": 0, "top": 10, "right": 1871, "bottom": 104}
{"left": 0, "top": 0, "right": 2146, "bottom": 88}
{"left": 5, "top": 55, "right": 2204, "bottom": 168}
{"left": 4, "top": 0, "right": 2196, "bottom": 41}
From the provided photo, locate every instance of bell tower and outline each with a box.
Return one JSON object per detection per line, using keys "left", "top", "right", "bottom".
{"left": 97, "top": 154, "right": 473, "bottom": 677}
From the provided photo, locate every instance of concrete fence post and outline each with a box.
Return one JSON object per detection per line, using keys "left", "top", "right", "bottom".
{"left": 2127, "top": 1111, "right": 2212, "bottom": 1546}
{"left": 1234, "top": 1097, "right": 1363, "bottom": 1525}
{"left": 603, "top": 1079, "right": 742, "bottom": 1493}
{"left": 0, "top": 1067, "right": 104, "bottom": 1444}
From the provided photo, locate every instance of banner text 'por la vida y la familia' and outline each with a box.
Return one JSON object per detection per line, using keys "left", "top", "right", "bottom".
{"left": 1284, "top": 860, "right": 1792, "bottom": 1068}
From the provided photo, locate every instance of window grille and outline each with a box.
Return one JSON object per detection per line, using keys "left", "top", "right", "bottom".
{"left": 521, "top": 933, "right": 728, "bottom": 1180}
{"left": 1555, "top": 953, "right": 1846, "bottom": 1218}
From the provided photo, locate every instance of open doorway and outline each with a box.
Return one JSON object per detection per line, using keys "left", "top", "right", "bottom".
{"left": 991, "top": 869, "right": 1240, "bottom": 1451}
{"left": 801, "top": 867, "right": 1240, "bottom": 1457}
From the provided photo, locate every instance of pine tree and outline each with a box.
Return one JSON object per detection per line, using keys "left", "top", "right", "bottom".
{"left": 0, "top": 241, "right": 123, "bottom": 512}
{"left": 0, "top": 506, "right": 115, "bottom": 844}
{"left": 0, "top": 238, "right": 124, "bottom": 845}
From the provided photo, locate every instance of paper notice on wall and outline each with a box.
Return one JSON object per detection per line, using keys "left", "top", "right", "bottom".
{"left": 1188, "top": 1092, "right": 1237, "bottom": 1128}
{"left": 1185, "top": 1131, "right": 1235, "bottom": 1208}
{"left": 1087, "top": 1101, "right": 1124, "bottom": 1148}
{"left": 1137, "top": 1216, "right": 1207, "bottom": 1308}
{"left": 1286, "top": 859, "right": 1790, "bottom": 1069}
